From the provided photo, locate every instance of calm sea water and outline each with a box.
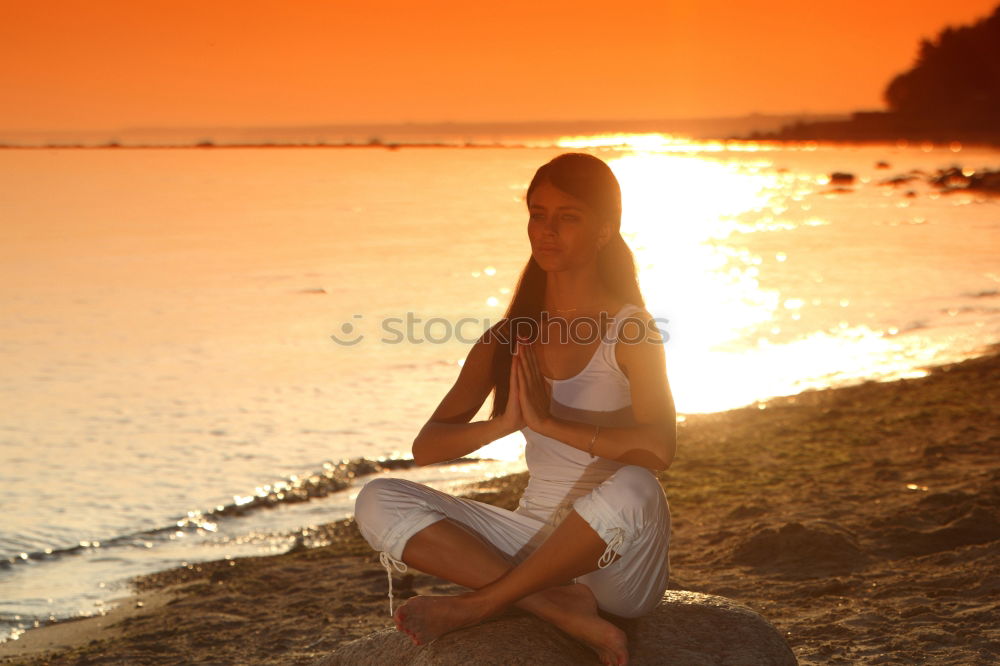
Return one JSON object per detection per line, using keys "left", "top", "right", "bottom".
{"left": 1, "top": 139, "right": 998, "bottom": 640}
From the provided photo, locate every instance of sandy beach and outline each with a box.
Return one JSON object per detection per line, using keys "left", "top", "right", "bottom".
{"left": 2, "top": 346, "right": 999, "bottom": 665}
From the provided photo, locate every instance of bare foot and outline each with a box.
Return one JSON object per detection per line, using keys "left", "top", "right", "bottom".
{"left": 393, "top": 593, "right": 486, "bottom": 645}
{"left": 538, "top": 584, "right": 629, "bottom": 666}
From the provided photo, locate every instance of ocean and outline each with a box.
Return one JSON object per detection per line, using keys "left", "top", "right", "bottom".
{"left": 1, "top": 136, "right": 998, "bottom": 641}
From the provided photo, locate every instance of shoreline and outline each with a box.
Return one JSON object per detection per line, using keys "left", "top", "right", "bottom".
{"left": 3, "top": 344, "right": 999, "bottom": 664}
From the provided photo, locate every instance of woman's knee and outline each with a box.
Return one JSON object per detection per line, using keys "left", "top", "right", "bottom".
{"left": 572, "top": 465, "right": 668, "bottom": 552}
{"left": 353, "top": 477, "right": 415, "bottom": 544}
{"left": 606, "top": 465, "right": 665, "bottom": 512}
{"left": 353, "top": 477, "right": 456, "bottom": 557}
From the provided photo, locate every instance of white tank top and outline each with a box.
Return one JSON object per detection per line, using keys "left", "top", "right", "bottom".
{"left": 516, "top": 303, "right": 646, "bottom": 525}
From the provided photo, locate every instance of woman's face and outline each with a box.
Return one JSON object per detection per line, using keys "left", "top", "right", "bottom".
{"left": 527, "top": 181, "right": 609, "bottom": 272}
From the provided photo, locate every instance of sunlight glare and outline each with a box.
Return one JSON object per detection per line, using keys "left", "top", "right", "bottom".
{"left": 607, "top": 152, "right": 782, "bottom": 412}
{"left": 594, "top": 145, "right": 959, "bottom": 413}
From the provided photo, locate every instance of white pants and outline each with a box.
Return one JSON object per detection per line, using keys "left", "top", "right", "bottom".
{"left": 353, "top": 464, "right": 671, "bottom": 619}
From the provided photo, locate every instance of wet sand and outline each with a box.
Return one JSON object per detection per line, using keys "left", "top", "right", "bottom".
{"left": 2, "top": 346, "right": 999, "bottom": 665}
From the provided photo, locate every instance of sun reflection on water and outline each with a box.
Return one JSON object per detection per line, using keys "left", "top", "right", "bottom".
{"left": 571, "top": 138, "right": 962, "bottom": 414}
{"left": 556, "top": 133, "right": 781, "bottom": 153}
{"left": 607, "top": 151, "right": 785, "bottom": 412}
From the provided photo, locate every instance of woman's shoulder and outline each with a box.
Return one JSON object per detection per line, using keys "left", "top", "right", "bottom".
{"left": 611, "top": 303, "right": 657, "bottom": 338}
{"left": 467, "top": 320, "right": 517, "bottom": 372}
{"left": 481, "top": 319, "right": 515, "bottom": 350}
{"left": 615, "top": 302, "right": 649, "bottom": 319}
{"left": 611, "top": 304, "right": 666, "bottom": 375}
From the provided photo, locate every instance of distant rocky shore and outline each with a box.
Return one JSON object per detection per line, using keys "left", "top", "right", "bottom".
{"left": 882, "top": 165, "right": 1000, "bottom": 195}
{"left": 740, "top": 110, "right": 1000, "bottom": 147}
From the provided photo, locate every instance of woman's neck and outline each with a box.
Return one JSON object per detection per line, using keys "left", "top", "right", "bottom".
{"left": 542, "top": 270, "right": 614, "bottom": 315}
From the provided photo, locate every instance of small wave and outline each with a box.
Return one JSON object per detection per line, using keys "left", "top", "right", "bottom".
{"left": 1, "top": 455, "right": 482, "bottom": 568}
{"left": 900, "top": 320, "right": 928, "bottom": 332}
{"left": 963, "top": 289, "right": 999, "bottom": 299}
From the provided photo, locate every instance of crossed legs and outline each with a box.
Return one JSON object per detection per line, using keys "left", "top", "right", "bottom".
{"left": 354, "top": 468, "right": 670, "bottom": 664}
{"left": 393, "top": 510, "right": 629, "bottom": 666}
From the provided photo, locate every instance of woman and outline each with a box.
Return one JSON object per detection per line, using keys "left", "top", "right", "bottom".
{"left": 354, "top": 153, "right": 676, "bottom": 666}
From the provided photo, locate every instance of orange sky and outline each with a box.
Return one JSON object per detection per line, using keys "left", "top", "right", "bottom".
{"left": 2, "top": 0, "right": 997, "bottom": 131}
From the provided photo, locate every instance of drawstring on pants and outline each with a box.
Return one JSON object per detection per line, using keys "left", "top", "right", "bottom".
{"left": 378, "top": 551, "right": 408, "bottom": 616}
{"left": 597, "top": 527, "right": 626, "bottom": 569}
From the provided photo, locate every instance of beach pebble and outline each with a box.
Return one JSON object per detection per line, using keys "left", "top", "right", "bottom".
{"left": 316, "top": 590, "right": 796, "bottom": 665}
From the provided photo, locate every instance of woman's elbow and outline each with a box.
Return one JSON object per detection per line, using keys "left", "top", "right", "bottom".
{"left": 657, "top": 449, "right": 675, "bottom": 472}
{"left": 411, "top": 441, "right": 437, "bottom": 467}
{"left": 411, "top": 429, "right": 434, "bottom": 467}
{"left": 633, "top": 439, "right": 673, "bottom": 472}
{"left": 643, "top": 424, "right": 677, "bottom": 472}
{"left": 655, "top": 429, "right": 677, "bottom": 472}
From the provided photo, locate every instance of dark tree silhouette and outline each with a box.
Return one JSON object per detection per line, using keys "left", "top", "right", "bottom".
{"left": 884, "top": 4, "right": 1000, "bottom": 130}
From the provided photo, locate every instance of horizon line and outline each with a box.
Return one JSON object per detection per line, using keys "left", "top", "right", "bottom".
{"left": 1, "top": 111, "right": 862, "bottom": 136}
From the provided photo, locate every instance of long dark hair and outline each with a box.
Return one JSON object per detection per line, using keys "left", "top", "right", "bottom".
{"left": 488, "top": 153, "right": 645, "bottom": 418}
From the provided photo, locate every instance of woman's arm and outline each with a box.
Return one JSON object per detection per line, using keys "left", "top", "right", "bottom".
{"left": 534, "top": 419, "right": 675, "bottom": 472}
{"left": 518, "top": 313, "right": 676, "bottom": 471}
{"left": 411, "top": 332, "right": 519, "bottom": 466}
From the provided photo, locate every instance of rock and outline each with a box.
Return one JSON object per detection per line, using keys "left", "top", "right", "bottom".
{"left": 930, "top": 166, "right": 970, "bottom": 189}
{"left": 926, "top": 166, "right": 1000, "bottom": 194}
{"left": 829, "top": 171, "right": 855, "bottom": 185}
{"left": 879, "top": 174, "right": 918, "bottom": 187}
{"left": 968, "top": 169, "right": 1000, "bottom": 193}
{"left": 316, "top": 590, "right": 796, "bottom": 665}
